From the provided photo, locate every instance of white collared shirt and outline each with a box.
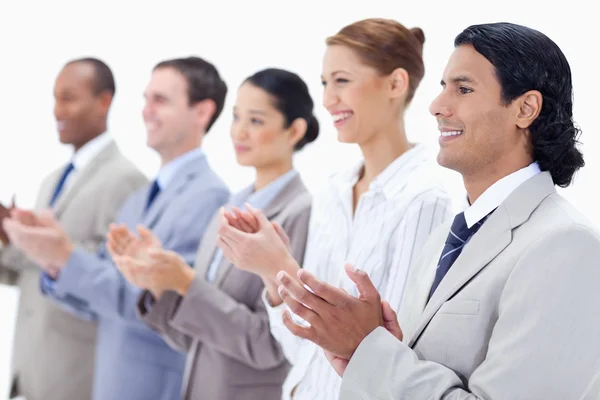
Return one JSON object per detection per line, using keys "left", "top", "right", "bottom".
{"left": 464, "top": 162, "right": 541, "bottom": 228}
{"left": 264, "top": 143, "right": 453, "bottom": 400}
{"left": 60, "top": 131, "right": 114, "bottom": 200}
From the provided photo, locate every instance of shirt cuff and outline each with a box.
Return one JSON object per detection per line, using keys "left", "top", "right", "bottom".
{"left": 40, "top": 272, "right": 57, "bottom": 294}
{"left": 261, "top": 288, "right": 310, "bottom": 327}
{"left": 145, "top": 292, "right": 156, "bottom": 310}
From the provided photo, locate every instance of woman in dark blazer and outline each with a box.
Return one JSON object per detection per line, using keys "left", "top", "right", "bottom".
{"left": 108, "top": 68, "right": 319, "bottom": 400}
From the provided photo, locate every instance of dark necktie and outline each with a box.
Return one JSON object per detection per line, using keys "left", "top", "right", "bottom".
{"left": 427, "top": 211, "right": 490, "bottom": 301}
{"left": 145, "top": 179, "right": 161, "bottom": 211}
{"left": 49, "top": 163, "right": 75, "bottom": 207}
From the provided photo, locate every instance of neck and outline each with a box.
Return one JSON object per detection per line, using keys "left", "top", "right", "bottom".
{"left": 159, "top": 136, "right": 203, "bottom": 167}
{"left": 254, "top": 160, "right": 293, "bottom": 191}
{"left": 73, "top": 128, "right": 105, "bottom": 152}
{"left": 463, "top": 154, "right": 534, "bottom": 204}
{"left": 358, "top": 120, "right": 411, "bottom": 185}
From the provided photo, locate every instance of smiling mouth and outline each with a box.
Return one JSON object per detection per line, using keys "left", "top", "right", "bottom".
{"left": 440, "top": 130, "right": 463, "bottom": 137}
{"left": 332, "top": 112, "right": 353, "bottom": 125}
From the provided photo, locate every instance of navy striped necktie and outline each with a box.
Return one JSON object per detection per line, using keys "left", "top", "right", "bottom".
{"left": 49, "top": 162, "right": 75, "bottom": 207}
{"left": 145, "top": 179, "right": 161, "bottom": 211}
{"left": 427, "top": 211, "right": 490, "bottom": 301}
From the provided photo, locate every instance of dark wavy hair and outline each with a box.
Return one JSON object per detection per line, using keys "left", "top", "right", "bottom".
{"left": 455, "top": 22, "right": 584, "bottom": 187}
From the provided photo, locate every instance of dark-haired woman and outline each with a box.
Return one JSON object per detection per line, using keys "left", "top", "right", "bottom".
{"left": 109, "top": 67, "right": 320, "bottom": 400}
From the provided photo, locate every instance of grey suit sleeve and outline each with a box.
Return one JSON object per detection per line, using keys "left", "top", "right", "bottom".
{"left": 137, "top": 290, "right": 193, "bottom": 352}
{"left": 340, "top": 225, "right": 600, "bottom": 400}
{"left": 159, "top": 204, "right": 311, "bottom": 370}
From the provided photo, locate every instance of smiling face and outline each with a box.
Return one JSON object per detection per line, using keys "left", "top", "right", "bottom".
{"left": 53, "top": 62, "right": 109, "bottom": 149}
{"left": 321, "top": 44, "right": 399, "bottom": 145}
{"left": 142, "top": 67, "right": 199, "bottom": 154}
{"left": 230, "top": 82, "right": 298, "bottom": 169}
{"left": 429, "top": 44, "right": 527, "bottom": 178}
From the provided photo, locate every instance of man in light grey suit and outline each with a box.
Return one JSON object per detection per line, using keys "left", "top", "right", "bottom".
{"left": 580, "top": 369, "right": 600, "bottom": 400}
{"left": 0, "top": 58, "right": 147, "bottom": 400}
{"left": 4, "top": 57, "right": 230, "bottom": 400}
{"left": 266, "top": 22, "right": 600, "bottom": 400}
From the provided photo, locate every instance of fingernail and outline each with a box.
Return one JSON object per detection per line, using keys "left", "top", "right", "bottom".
{"left": 276, "top": 271, "right": 285, "bottom": 282}
{"left": 278, "top": 285, "right": 285, "bottom": 296}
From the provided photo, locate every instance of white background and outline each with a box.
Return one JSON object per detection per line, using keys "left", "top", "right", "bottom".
{"left": 0, "top": 0, "right": 596, "bottom": 397}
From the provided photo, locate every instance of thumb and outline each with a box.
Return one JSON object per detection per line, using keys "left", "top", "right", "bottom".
{"left": 37, "top": 209, "right": 59, "bottom": 228}
{"left": 381, "top": 300, "right": 403, "bottom": 341}
{"left": 272, "top": 222, "right": 290, "bottom": 247}
{"left": 138, "top": 225, "right": 158, "bottom": 244}
{"left": 345, "top": 264, "right": 379, "bottom": 301}
{"left": 244, "top": 203, "right": 270, "bottom": 229}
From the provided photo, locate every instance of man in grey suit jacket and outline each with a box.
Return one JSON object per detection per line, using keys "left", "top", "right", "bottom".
{"left": 0, "top": 58, "right": 147, "bottom": 400}
{"left": 266, "top": 23, "right": 600, "bottom": 400}
{"left": 4, "top": 57, "right": 230, "bottom": 400}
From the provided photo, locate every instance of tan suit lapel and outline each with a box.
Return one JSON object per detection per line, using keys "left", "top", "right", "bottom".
{"left": 408, "top": 171, "right": 556, "bottom": 347}
{"left": 52, "top": 142, "right": 119, "bottom": 217}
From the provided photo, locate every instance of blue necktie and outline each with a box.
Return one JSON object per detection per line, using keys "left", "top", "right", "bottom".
{"left": 49, "top": 163, "right": 75, "bottom": 207}
{"left": 145, "top": 179, "right": 161, "bottom": 211}
{"left": 428, "top": 211, "right": 489, "bottom": 301}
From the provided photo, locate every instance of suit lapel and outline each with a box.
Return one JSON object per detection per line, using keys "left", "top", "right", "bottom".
{"left": 193, "top": 215, "right": 220, "bottom": 280}
{"left": 142, "top": 156, "right": 208, "bottom": 229}
{"left": 407, "top": 171, "right": 556, "bottom": 347}
{"left": 52, "top": 142, "right": 120, "bottom": 217}
{"left": 262, "top": 175, "right": 307, "bottom": 220}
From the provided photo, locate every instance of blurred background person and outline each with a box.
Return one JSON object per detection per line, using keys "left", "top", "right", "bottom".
{"left": 109, "top": 67, "right": 319, "bottom": 400}
{"left": 3, "top": 57, "right": 230, "bottom": 400}
{"left": 0, "top": 58, "right": 147, "bottom": 400}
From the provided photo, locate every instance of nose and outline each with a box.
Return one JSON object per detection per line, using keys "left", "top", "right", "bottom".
{"left": 429, "top": 91, "right": 452, "bottom": 118}
{"left": 142, "top": 101, "right": 153, "bottom": 120}
{"left": 54, "top": 100, "right": 65, "bottom": 120}
{"left": 230, "top": 119, "right": 248, "bottom": 140}
{"left": 322, "top": 84, "right": 339, "bottom": 110}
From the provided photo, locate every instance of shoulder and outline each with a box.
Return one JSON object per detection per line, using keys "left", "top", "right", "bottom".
{"left": 506, "top": 194, "right": 600, "bottom": 282}
{"left": 523, "top": 193, "right": 598, "bottom": 240}
{"left": 192, "top": 165, "right": 230, "bottom": 196}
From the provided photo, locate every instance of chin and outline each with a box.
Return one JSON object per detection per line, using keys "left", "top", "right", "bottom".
{"left": 234, "top": 154, "right": 254, "bottom": 167}
{"left": 336, "top": 130, "right": 358, "bottom": 144}
{"left": 58, "top": 133, "right": 72, "bottom": 145}
{"left": 436, "top": 151, "right": 462, "bottom": 172}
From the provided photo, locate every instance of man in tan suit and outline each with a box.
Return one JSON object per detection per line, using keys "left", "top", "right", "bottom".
{"left": 264, "top": 22, "right": 600, "bottom": 400}
{"left": 0, "top": 58, "right": 147, "bottom": 400}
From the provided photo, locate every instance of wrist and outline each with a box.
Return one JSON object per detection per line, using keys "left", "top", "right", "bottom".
{"left": 57, "top": 240, "right": 75, "bottom": 267}
{"left": 176, "top": 266, "right": 196, "bottom": 296}
{"left": 263, "top": 277, "right": 283, "bottom": 307}
{"left": 270, "top": 254, "right": 300, "bottom": 281}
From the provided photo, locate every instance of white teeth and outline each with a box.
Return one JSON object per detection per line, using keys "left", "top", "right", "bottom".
{"left": 440, "top": 130, "right": 463, "bottom": 137}
{"left": 333, "top": 112, "right": 353, "bottom": 123}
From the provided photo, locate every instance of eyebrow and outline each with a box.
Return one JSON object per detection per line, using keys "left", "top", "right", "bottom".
{"left": 144, "top": 92, "right": 169, "bottom": 101}
{"left": 321, "top": 70, "right": 349, "bottom": 79}
{"left": 233, "top": 107, "right": 266, "bottom": 115}
{"left": 440, "top": 75, "right": 477, "bottom": 86}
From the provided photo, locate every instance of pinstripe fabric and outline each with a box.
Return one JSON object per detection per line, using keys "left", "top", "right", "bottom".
{"left": 264, "top": 143, "right": 453, "bottom": 400}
